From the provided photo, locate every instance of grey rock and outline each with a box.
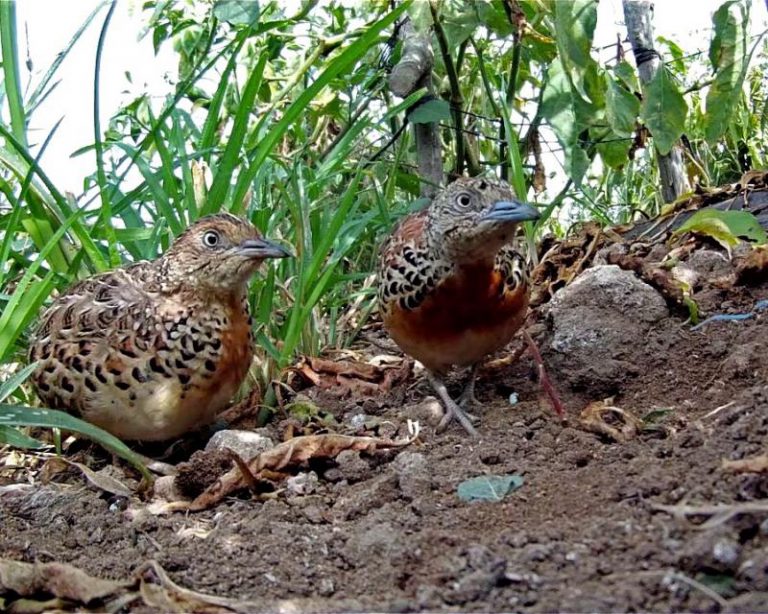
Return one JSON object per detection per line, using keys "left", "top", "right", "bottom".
{"left": 205, "top": 429, "right": 274, "bottom": 460}
{"left": 546, "top": 265, "right": 668, "bottom": 393}
{"left": 286, "top": 471, "right": 320, "bottom": 496}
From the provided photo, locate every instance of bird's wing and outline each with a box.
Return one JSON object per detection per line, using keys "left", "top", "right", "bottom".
{"left": 377, "top": 210, "right": 451, "bottom": 312}
{"left": 31, "top": 262, "right": 159, "bottom": 343}
{"left": 494, "top": 244, "right": 531, "bottom": 299}
{"left": 28, "top": 262, "right": 170, "bottom": 414}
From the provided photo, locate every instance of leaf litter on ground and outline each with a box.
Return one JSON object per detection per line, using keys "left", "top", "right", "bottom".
{"left": 158, "top": 424, "right": 421, "bottom": 513}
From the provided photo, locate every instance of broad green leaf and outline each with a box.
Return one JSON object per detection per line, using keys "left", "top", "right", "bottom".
{"left": 676, "top": 209, "right": 766, "bottom": 245}
{"left": 0, "top": 404, "right": 151, "bottom": 484}
{"left": 704, "top": 0, "right": 750, "bottom": 142}
{"left": 552, "top": 0, "right": 598, "bottom": 102}
{"left": 593, "top": 128, "right": 632, "bottom": 169}
{"left": 640, "top": 67, "right": 687, "bottom": 155}
{"left": 213, "top": 0, "right": 260, "bottom": 25}
{"left": 605, "top": 74, "right": 639, "bottom": 136}
{"left": 613, "top": 59, "right": 640, "bottom": 93}
{"left": 673, "top": 208, "right": 767, "bottom": 255}
{"left": 540, "top": 58, "right": 590, "bottom": 184}
{"left": 408, "top": 98, "right": 451, "bottom": 124}
{"left": 441, "top": 0, "right": 480, "bottom": 48}
{"left": 457, "top": 474, "right": 524, "bottom": 503}
{"left": 476, "top": 1, "right": 513, "bottom": 37}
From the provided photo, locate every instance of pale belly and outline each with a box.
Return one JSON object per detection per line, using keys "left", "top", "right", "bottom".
{"left": 83, "top": 375, "right": 241, "bottom": 441}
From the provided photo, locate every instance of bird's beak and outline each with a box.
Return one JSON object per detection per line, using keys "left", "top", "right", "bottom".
{"left": 482, "top": 199, "right": 541, "bottom": 223}
{"left": 236, "top": 238, "right": 293, "bottom": 259}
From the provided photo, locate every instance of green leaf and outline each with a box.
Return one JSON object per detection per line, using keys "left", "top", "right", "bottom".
{"left": 0, "top": 362, "right": 39, "bottom": 403}
{"left": 440, "top": 0, "right": 480, "bottom": 48}
{"left": 640, "top": 67, "right": 687, "bottom": 155}
{"left": 553, "top": 0, "right": 598, "bottom": 102}
{"left": 704, "top": 0, "right": 750, "bottom": 143}
{"left": 476, "top": 1, "right": 513, "bottom": 37}
{"left": 213, "top": 0, "right": 260, "bottom": 25}
{"left": 0, "top": 404, "right": 151, "bottom": 484}
{"left": 540, "top": 58, "right": 590, "bottom": 184}
{"left": 408, "top": 98, "right": 451, "bottom": 124}
{"left": 0, "top": 424, "right": 47, "bottom": 449}
{"left": 613, "top": 59, "right": 640, "bottom": 93}
{"left": 672, "top": 209, "right": 765, "bottom": 257}
{"left": 675, "top": 208, "right": 767, "bottom": 245}
{"left": 457, "top": 474, "right": 524, "bottom": 503}
{"left": 605, "top": 74, "right": 639, "bottom": 136}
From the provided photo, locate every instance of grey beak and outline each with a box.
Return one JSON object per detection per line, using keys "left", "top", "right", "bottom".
{"left": 237, "top": 238, "right": 293, "bottom": 259}
{"left": 483, "top": 199, "right": 541, "bottom": 223}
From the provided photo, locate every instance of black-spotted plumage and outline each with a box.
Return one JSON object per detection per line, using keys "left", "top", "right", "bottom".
{"left": 377, "top": 177, "right": 540, "bottom": 434}
{"left": 28, "top": 214, "right": 289, "bottom": 441}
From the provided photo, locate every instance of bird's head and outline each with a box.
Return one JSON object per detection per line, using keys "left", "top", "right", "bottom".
{"left": 162, "top": 213, "right": 291, "bottom": 293}
{"left": 427, "top": 177, "right": 540, "bottom": 264}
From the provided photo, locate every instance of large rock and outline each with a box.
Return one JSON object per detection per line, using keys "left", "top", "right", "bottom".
{"left": 546, "top": 265, "right": 668, "bottom": 394}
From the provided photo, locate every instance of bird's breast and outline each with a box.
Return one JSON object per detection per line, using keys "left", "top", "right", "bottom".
{"left": 383, "top": 264, "right": 529, "bottom": 371}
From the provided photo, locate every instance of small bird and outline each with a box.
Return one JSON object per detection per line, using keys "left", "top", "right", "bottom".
{"left": 378, "top": 176, "right": 560, "bottom": 435}
{"left": 28, "top": 213, "right": 290, "bottom": 441}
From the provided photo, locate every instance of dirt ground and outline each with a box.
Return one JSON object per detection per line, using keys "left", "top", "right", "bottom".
{"left": 2, "top": 242, "right": 768, "bottom": 612}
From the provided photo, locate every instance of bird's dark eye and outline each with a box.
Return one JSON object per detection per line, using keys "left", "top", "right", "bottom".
{"left": 456, "top": 193, "right": 473, "bottom": 208}
{"left": 202, "top": 230, "right": 220, "bottom": 248}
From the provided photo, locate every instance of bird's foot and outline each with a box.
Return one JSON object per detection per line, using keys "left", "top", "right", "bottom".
{"left": 457, "top": 365, "right": 480, "bottom": 409}
{"left": 427, "top": 372, "right": 479, "bottom": 436}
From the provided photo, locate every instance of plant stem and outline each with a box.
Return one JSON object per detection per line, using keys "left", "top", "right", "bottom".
{"left": 93, "top": 0, "right": 120, "bottom": 267}
{"left": 429, "top": 0, "right": 465, "bottom": 176}
{"left": 0, "top": 0, "right": 28, "bottom": 147}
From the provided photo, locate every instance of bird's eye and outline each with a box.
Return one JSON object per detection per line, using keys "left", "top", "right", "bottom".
{"left": 456, "top": 193, "right": 473, "bottom": 208}
{"left": 202, "top": 230, "right": 220, "bottom": 248}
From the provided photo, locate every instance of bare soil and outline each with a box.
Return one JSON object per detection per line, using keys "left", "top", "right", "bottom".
{"left": 2, "top": 259, "right": 768, "bottom": 612}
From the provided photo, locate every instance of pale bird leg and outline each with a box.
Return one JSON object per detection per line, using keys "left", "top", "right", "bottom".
{"left": 457, "top": 364, "right": 480, "bottom": 408}
{"left": 522, "top": 329, "right": 566, "bottom": 418}
{"left": 428, "top": 372, "right": 479, "bottom": 437}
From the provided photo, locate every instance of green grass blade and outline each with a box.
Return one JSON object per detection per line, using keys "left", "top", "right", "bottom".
{"left": 231, "top": 3, "right": 409, "bottom": 209}
{"left": 0, "top": 362, "right": 39, "bottom": 402}
{"left": 0, "top": 404, "right": 151, "bottom": 483}
{"left": 205, "top": 52, "right": 268, "bottom": 214}
{"left": 26, "top": 1, "right": 109, "bottom": 116}
{"left": 0, "top": 424, "right": 47, "bottom": 449}
{"left": 0, "top": 0, "right": 27, "bottom": 147}
{"left": 93, "top": 0, "right": 120, "bottom": 267}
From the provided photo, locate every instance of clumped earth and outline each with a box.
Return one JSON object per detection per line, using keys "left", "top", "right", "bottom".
{"left": 2, "top": 208, "right": 768, "bottom": 612}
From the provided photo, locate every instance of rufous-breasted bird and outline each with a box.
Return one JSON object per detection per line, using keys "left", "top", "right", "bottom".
{"left": 378, "top": 177, "right": 563, "bottom": 435}
{"left": 28, "top": 213, "right": 290, "bottom": 441}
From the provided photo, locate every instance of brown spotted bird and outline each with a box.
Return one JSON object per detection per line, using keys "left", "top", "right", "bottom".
{"left": 28, "top": 213, "right": 290, "bottom": 441}
{"left": 378, "top": 177, "right": 563, "bottom": 435}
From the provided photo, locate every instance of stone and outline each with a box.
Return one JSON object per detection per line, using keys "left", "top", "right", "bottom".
{"left": 205, "top": 429, "right": 274, "bottom": 460}
{"left": 546, "top": 265, "right": 668, "bottom": 394}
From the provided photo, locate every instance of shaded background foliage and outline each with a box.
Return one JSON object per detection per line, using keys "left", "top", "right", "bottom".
{"left": 0, "top": 0, "right": 766, "bottom": 436}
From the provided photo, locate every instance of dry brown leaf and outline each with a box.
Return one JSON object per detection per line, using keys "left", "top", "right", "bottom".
{"left": 295, "top": 356, "right": 411, "bottom": 398}
{"left": 579, "top": 400, "right": 643, "bottom": 443}
{"left": 184, "top": 431, "right": 418, "bottom": 511}
{"left": 135, "top": 560, "right": 262, "bottom": 613}
{"left": 63, "top": 459, "right": 133, "bottom": 497}
{"left": 0, "top": 558, "right": 129, "bottom": 604}
{"left": 721, "top": 454, "right": 768, "bottom": 474}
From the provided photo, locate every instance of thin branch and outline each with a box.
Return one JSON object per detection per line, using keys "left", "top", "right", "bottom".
{"left": 429, "top": 0, "right": 466, "bottom": 176}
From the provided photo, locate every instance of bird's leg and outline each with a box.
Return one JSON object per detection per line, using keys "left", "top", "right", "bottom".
{"left": 427, "top": 372, "right": 479, "bottom": 437}
{"left": 522, "top": 329, "right": 566, "bottom": 418}
{"left": 457, "top": 364, "right": 480, "bottom": 409}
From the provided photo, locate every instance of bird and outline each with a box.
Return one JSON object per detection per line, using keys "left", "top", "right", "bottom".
{"left": 378, "top": 176, "right": 563, "bottom": 435}
{"left": 28, "top": 213, "right": 291, "bottom": 441}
